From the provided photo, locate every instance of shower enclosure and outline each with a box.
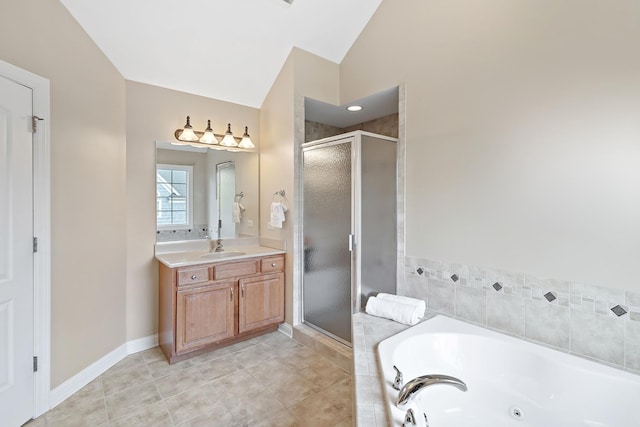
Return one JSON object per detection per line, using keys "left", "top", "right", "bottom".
{"left": 302, "top": 131, "right": 397, "bottom": 345}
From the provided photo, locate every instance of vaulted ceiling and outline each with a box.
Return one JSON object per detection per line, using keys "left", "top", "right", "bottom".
{"left": 60, "top": 0, "right": 383, "bottom": 108}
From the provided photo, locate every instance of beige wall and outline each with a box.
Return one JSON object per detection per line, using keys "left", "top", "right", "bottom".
{"left": 0, "top": 0, "right": 127, "bottom": 387}
{"left": 341, "top": 0, "right": 640, "bottom": 291}
{"left": 260, "top": 48, "right": 340, "bottom": 324}
{"left": 125, "top": 81, "right": 260, "bottom": 341}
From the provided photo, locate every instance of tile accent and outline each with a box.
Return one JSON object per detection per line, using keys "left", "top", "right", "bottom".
{"left": 611, "top": 304, "right": 628, "bottom": 317}
{"left": 400, "top": 256, "right": 640, "bottom": 373}
{"left": 157, "top": 224, "right": 208, "bottom": 242}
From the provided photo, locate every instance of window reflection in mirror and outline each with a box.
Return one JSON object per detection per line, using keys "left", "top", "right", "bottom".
{"left": 155, "top": 141, "right": 258, "bottom": 242}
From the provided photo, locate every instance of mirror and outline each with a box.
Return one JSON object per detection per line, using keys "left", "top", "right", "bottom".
{"left": 155, "top": 142, "right": 259, "bottom": 242}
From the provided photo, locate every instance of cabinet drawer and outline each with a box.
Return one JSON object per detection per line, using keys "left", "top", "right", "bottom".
{"left": 261, "top": 256, "right": 284, "bottom": 273}
{"left": 177, "top": 267, "right": 209, "bottom": 286}
{"left": 214, "top": 260, "right": 258, "bottom": 280}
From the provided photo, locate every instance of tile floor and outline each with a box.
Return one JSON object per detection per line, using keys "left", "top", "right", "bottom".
{"left": 26, "top": 331, "right": 353, "bottom": 426}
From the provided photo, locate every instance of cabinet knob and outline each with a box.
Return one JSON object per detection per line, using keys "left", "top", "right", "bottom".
{"left": 271, "top": 263, "right": 276, "bottom": 267}
{"left": 191, "top": 274, "right": 197, "bottom": 280}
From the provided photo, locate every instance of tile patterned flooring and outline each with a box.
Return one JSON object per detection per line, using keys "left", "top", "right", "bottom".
{"left": 26, "top": 332, "right": 353, "bottom": 426}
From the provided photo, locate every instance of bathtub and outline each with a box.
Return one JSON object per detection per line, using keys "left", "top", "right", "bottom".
{"left": 377, "top": 315, "right": 640, "bottom": 427}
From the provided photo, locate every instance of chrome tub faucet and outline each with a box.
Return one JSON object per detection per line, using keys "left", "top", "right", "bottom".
{"left": 397, "top": 374, "right": 467, "bottom": 409}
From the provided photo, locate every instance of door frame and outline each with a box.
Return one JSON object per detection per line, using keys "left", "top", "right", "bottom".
{"left": 0, "top": 59, "right": 51, "bottom": 418}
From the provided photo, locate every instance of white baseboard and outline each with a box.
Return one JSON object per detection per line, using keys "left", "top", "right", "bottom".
{"left": 278, "top": 322, "right": 293, "bottom": 338}
{"left": 126, "top": 334, "right": 159, "bottom": 354}
{"left": 48, "top": 334, "right": 158, "bottom": 410}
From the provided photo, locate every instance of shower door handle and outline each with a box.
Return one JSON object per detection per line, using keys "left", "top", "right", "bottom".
{"left": 348, "top": 234, "right": 355, "bottom": 252}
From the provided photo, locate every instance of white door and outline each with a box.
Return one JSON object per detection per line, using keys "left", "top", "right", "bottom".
{"left": 0, "top": 75, "right": 35, "bottom": 426}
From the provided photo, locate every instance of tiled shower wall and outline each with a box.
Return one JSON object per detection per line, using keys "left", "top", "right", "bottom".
{"left": 401, "top": 256, "right": 640, "bottom": 374}
{"left": 304, "top": 113, "right": 399, "bottom": 143}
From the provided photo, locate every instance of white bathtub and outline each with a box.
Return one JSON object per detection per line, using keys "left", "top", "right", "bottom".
{"left": 377, "top": 315, "right": 640, "bottom": 427}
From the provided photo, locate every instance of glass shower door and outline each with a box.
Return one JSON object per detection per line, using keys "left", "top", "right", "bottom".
{"left": 302, "top": 139, "right": 353, "bottom": 344}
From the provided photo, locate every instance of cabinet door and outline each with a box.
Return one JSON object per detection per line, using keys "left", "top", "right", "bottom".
{"left": 176, "top": 281, "right": 235, "bottom": 354}
{"left": 239, "top": 273, "right": 285, "bottom": 334}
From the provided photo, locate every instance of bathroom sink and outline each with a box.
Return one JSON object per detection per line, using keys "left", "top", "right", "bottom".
{"left": 200, "top": 251, "right": 246, "bottom": 259}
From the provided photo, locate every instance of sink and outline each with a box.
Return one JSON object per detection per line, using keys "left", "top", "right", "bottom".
{"left": 200, "top": 251, "right": 246, "bottom": 259}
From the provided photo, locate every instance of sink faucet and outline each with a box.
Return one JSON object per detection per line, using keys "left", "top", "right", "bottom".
{"left": 214, "top": 219, "right": 224, "bottom": 252}
{"left": 397, "top": 374, "right": 467, "bottom": 409}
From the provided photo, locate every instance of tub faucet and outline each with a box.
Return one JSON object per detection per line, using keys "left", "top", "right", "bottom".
{"left": 397, "top": 374, "right": 467, "bottom": 409}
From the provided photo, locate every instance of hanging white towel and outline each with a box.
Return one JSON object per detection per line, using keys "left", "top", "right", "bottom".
{"left": 270, "top": 201, "right": 288, "bottom": 229}
{"left": 365, "top": 296, "right": 425, "bottom": 326}
{"left": 232, "top": 202, "right": 245, "bottom": 223}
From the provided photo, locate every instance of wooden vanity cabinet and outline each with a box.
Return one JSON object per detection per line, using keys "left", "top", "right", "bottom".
{"left": 175, "top": 280, "right": 235, "bottom": 353}
{"left": 159, "top": 254, "right": 285, "bottom": 363}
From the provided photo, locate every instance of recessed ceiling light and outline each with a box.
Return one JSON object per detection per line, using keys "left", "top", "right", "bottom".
{"left": 346, "top": 105, "right": 362, "bottom": 112}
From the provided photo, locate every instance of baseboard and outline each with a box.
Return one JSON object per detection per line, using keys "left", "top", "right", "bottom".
{"left": 48, "top": 334, "right": 159, "bottom": 410}
{"left": 48, "top": 343, "right": 127, "bottom": 409}
{"left": 126, "top": 334, "right": 159, "bottom": 354}
{"left": 278, "top": 322, "right": 293, "bottom": 338}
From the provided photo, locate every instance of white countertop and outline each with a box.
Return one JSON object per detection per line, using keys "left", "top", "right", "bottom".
{"left": 154, "top": 237, "right": 286, "bottom": 268}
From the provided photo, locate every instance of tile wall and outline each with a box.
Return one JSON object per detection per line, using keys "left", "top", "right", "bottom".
{"left": 401, "top": 256, "right": 640, "bottom": 374}
{"left": 156, "top": 224, "right": 208, "bottom": 242}
{"left": 304, "top": 113, "right": 399, "bottom": 143}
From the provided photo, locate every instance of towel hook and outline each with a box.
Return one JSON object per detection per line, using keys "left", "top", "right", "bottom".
{"left": 273, "top": 189, "right": 285, "bottom": 199}
{"left": 235, "top": 191, "right": 244, "bottom": 201}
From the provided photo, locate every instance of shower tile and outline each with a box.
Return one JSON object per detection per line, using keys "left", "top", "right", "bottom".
{"left": 487, "top": 293, "right": 524, "bottom": 336}
{"left": 487, "top": 268, "right": 525, "bottom": 286}
{"left": 624, "top": 320, "right": 640, "bottom": 371}
{"left": 570, "top": 310, "right": 624, "bottom": 366}
{"left": 626, "top": 290, "right": 640, "bottom": 308}
{"left": 525, "top": 299, "right": 570, "bottom": 350}
{"left": 403, "top": 272, "right": 428, "bottom": 302}
{"left": 426, "top": 279, "right": 454, "bottom": 315}
{"left": 525, "top": 274, "right": 571, "bottom": 294}
{"left": 455, "top": 285, "right": 486, "bottom": 325}
{"left": 572, "top": 283, "right": 625, "bottom": 309}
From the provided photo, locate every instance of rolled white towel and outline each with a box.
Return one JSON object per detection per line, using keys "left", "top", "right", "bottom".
{"left": 377, "top": 293, "right": 426, "bottom": 312}
{"left": 365, "top": 296, "right": 425, "bottom": 326}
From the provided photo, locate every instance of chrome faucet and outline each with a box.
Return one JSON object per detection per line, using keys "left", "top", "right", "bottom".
{"left": 214, "top": 219, "right": 224, "bottom": 252}
{"left": 397, "top": 374, "right": 467, "bottom": 409}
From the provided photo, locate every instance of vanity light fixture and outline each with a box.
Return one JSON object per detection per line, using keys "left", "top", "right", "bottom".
{"left": 238, "top": 126, "right": 255, "bottom": 149}
{"left": 173, "top": 116, "right": 255, "bottom": 151}
{"left": 346, "top": 105, "right": 363, "bottom": 112}
{"left": 177, "top": 116, "right": 199, "bottom": 141}
{"left": 198, "top": 120, "right": 218, "bottom": 145}
{"left": 219, "top": 123, "right": 238, "bottom": 147}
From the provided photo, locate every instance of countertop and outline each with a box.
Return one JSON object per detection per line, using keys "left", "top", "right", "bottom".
{"left": 155, "top": 237, "right": 286, "bottom": 268}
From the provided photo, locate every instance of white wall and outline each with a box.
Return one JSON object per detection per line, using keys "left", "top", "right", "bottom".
{"left": 341, "top": 0, "right": 640, "bottom": 291}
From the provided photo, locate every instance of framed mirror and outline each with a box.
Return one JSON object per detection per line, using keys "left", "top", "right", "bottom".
{"left": 155, "top": 141, "right": 259, "bottom": 242}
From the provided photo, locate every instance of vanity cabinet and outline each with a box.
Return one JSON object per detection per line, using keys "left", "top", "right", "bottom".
{"left": 159, "top": 254, "right": 285, "bottom": 363}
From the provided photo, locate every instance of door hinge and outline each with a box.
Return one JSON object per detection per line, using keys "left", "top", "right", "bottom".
{"left": 32, "top": 115, "right": 44, "bottom": 133}
{"left": 33, "top": 356, "right": 38, "bottom": 372}
{"left": 33, "top": 237, "right": 38, "bottom": 253}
